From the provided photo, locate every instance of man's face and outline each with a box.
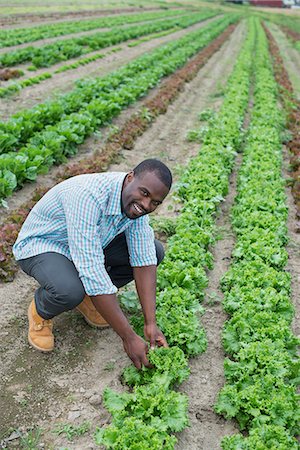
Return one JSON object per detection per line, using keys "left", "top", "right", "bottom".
{"left": 121, "top": 171, "right": 169, "bottom": 219}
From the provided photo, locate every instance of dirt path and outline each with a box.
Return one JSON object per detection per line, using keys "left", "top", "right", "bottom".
{"left": 176, "top": 158, "right": 242, "bottom": 450}
{"left": 0, "top": 17, "right": 219, "bottom": 120}
{"left": 267, "top": 22, "right": 300, "bottom": 100}
{"left": 0, "top": 22, "right": 246, "bottom": 449}
{"left": 283, "top": 147, "right": 300, "bottom": 337}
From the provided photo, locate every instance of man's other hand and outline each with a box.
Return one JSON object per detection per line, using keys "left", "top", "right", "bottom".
{"left": 144, "top": 323, "right": 168, "bottom": 350}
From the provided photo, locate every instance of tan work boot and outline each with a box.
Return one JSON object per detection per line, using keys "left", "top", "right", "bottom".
{"left": 76, "top": 295, "right": 109, "bottom": 328}
{"left": 28, "top": 300, "right": 54, "bottom": 352}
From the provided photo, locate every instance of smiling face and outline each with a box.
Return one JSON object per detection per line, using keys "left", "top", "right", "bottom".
{"left": 121, "top": 170, "right": 170, "bottom": 219}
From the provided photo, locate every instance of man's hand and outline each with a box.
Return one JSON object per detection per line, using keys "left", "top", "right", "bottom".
{"left": 144, "top": 323, "right": 168, "bottom": 350}
{"left": 91, "top": 293, "right": 152, "bottom": 369}
{"left": 122, "top": 333, "right": 152, "bottom": 370}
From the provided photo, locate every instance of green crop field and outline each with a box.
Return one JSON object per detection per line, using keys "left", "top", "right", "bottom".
{"left": 0, "top": 1, "right": 299, "bottom": 449}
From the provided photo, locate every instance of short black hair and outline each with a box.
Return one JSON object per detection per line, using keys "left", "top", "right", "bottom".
{"left": 133, "top": 159, "right": 172, "bottom": 190}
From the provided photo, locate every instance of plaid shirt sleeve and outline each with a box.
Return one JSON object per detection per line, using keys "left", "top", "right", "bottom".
{"left": 125, "top": 216, "right": 157, "bottom": 267}
{"left": 61, "top": 186, "right": 117, "bottom": 296}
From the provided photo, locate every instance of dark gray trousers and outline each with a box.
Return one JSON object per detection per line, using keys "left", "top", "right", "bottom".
{"left": 18, "top": 233, "right": 164, "bottom": 320}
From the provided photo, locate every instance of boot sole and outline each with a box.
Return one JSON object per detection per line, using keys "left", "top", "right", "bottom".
{"left": 28, "top": 333, "right": 54, "bottom": 352}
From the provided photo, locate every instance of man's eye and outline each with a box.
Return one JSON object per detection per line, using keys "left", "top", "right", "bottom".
{"left": 142, "top": 191, "right": 148, "bottom": 196}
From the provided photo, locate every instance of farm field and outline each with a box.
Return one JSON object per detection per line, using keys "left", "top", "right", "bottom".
{"left": 0, "top": 1, "right": 299, "bottom": 449}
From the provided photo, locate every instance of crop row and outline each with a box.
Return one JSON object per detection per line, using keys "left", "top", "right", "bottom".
{"left": 95, "top": 19, "right": 255, "bottom": 449}
{"left": 256, "top": 12, "right": 300, "bottom": 51}
{"left": 0, "top": 15, "right": 238, "bottom": 205}
{"left": 127, "top": 26, "right": 179, "bottom": 47}
{"left": 0, "top": 47, "right": 122, "bottom": 98}
{"left": 0, "top": 15, "right": 228, "bottom": 152}
{"left": 0, "top": 71, "right": 52, "bottom": 97}
{"left": 215, "top": 18, "right": 300, "bottom": 449}
{"left": 0, "top": 14, "right": 228, "bottom": 154}
{"left": 0, "top": 22, "right": 237, "bottom": 282}
{"left": 0, "top": 23, "right": 186, "bottom": 99}
{"left": 264, "top": 23, "right": 300, "bottom": 233}
{"left": 54, "top": 47, "right": 120, "bottom": 73}
{"left": 0, "top": 9, "right": 185, "bottom": 48}
{"left": 278, "top": 24, "right": 300, "bottom": 52}
{"left": 0, "top": 11, "right": 218, "bottom": 68}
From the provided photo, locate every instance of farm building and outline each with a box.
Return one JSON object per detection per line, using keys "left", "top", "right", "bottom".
{"left": 249, "top": 0, "right": 295, "bottom": 7}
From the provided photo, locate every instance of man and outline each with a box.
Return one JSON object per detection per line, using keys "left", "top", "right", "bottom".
{"left": 13, "top": 159, "right": 172, "bottom": 369}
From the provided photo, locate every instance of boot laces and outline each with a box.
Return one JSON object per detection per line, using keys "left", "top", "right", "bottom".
{"left": 42, "top": 319, "right": 52, "bottom": 328}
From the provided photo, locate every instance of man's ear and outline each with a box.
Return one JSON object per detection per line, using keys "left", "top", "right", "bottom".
{"left": 126, "top": 171, "right": 135, "bottom": 183}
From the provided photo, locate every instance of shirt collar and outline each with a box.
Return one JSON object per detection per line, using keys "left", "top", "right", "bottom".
{"left": 106, "top": 173, "right": 127, "bottom": 217}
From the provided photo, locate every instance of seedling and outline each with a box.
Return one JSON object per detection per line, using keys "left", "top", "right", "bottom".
{"left": 53, "top": 421, "right": 90, "bottom": 441}
{"left": 19, "top": 427, "right": 42, "bottom": 449}
{"left": 104, "top": 361, "right": 116, "bottom": 371}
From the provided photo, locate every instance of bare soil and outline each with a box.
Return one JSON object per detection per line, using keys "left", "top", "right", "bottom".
{"left": 283, "top": 147, "right": 300, "bottom": 337}
{"left": 0, "top": 17, "right": 220, "bottom": 120}
{"left": 176, "top": 157, "right": 242, "bottom": 450}
{"left": 0, "top": 22, "right": 247, "bottom": 450}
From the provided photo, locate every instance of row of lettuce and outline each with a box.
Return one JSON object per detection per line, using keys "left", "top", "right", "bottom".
{"left": 0, "top": 19, "right": 206, "bottom": 100}
{"left": 214, "top": 19, "right": 300, "bottom": 449}
{"left": 0, "top": 9, "right": 185, "bottom": 48}
{"left": 0, "top": 11, "right": 218, "bottom": 69}
{"left": 263, "top": 23, "right": 300, "bottom": 233}
{"left": 0, "top": 47, "right": 122, "bottom": 98}
{"left": 0, "top": 71, "right": 52, "bottom": 98}
{"left": 0, "top": 15, "right": 239, "bottom": 207}
{"left": 257, "top": 11, "right": 300, "bottom": 51}
{"left": 94, "top": 18, "right": 254, "bottom": 449}
{"left": 0, "top": 19, "right": 237, "bottom": 282}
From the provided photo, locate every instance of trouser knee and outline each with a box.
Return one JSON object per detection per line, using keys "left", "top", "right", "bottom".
{"left": 35, "top": 279, "right": 85, "bottom": 319}
{"left": 55, "top": 285, "right": 85, "bottom": 309}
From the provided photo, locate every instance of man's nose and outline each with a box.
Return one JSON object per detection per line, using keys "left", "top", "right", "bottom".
{"left": 141, "top": 198, "right": 152, "bottom": 212}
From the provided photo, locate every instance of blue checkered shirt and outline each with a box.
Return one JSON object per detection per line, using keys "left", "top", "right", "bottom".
{"left": 13, "top": 172, "right": 157, "bottom": 295}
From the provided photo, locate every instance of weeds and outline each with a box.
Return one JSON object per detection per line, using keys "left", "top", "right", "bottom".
{"left": 19, "top": 427, "right": 42, "bottom": 449}
{"left": 53, "top": 421, "right": 90, "bottom": 441}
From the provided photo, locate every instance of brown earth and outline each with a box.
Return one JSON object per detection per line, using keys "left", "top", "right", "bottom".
{"left": 283, "top": 147, "right": 300, "bottom": 337}
{"left": 0, "top": 16, "right": 220, "bottom": 120}
{"left": 0, "top": 22, "right": 247, "bottom": 450}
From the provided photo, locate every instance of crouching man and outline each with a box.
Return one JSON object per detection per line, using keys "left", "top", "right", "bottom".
{"left": 13, "top": 159, "right": 172, "bottom": 369}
